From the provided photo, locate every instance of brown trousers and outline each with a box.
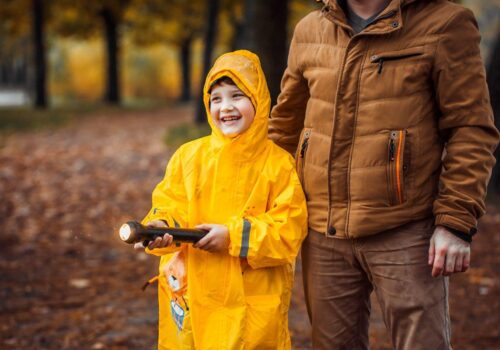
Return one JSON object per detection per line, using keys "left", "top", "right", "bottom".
{"left": 302, "top": 218, "right": 451, "bottom": 350}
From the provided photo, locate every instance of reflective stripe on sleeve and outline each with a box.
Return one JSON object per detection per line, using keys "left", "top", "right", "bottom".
{"left": 240, "top": 219, "right": 251, "bottom": 258}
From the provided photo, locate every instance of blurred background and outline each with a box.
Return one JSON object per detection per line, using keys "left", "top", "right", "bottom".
{"left": 0, "top": 0, "right": 499, "bottom": 349}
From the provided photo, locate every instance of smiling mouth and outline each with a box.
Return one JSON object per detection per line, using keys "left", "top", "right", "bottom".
{"left": 221, "top": 115, "right": 241, "bottom": 122}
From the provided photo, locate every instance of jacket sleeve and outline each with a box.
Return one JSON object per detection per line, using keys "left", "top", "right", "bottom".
{"left": 431, "top": 8, "right": 500, "bottom": 236}
{"left": 225, "top": 162, "right": 308, "bottom": 269}
{"left": 142, "top": 149, "right": 189, "bottom": 256}
{"left": 269, "top": 26, "right": 310, "bottom": 155}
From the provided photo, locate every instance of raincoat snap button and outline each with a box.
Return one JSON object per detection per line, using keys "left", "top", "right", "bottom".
{"left": 328, "top": 227, "right": 336, "bottom": 236}
{"left": 371, "top": 55, "right": 378, "bottom": 61}
{"left": 391, "top": 21, "right": 399, "bottom": 28}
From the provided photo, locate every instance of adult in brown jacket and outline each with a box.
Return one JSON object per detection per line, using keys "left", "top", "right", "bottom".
{"left": 269, "top": 0, "right": 499, "bottom": 348}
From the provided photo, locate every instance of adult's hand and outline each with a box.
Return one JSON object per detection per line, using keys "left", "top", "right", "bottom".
{"left": 428, "top": 225, "right": 471, "bottom": 277}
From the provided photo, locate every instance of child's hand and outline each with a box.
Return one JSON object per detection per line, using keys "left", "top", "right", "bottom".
{"left": 193, "top": 224, "right": 229, "bottom": 253}
{"left": 142, "top": 220, "right": 173, "bottom": 250}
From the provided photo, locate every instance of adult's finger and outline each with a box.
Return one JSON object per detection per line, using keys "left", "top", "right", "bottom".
{"left": 462, "top": 251, "right": 471, "bottom": 272}
{"left": 432, "top": 247, "right": 446, "bottom": 277}
{"left": 444, "top": 248, "right": 457, "bottom": 275}
{"left": 428, "top": 238, "right": 435, "bottom": 266}
{"left": 454, "top": 252, "right": 463, "bottom": 273}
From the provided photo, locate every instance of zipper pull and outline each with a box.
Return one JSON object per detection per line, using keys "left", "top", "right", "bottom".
{"left": 300, "top": 137, "right": 309, "bottom": 158}
{"left": 389, "top": 138, "right": 395, "bottom": 161}
{"left": 378, "top": 58, "right": 384, "bottom": 74}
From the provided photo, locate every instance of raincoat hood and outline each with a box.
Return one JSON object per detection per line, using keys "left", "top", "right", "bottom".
{"left": 203, "top": 50, "right": 271, "bottom": 158}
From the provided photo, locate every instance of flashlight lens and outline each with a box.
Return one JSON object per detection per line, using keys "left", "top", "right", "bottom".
{"left": 119, "top": 224, "right": 131, "bottom": 241}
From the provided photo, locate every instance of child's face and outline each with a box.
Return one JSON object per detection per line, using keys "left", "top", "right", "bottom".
{"left": 209, "top": 82, "right": 255, "bottom": 137}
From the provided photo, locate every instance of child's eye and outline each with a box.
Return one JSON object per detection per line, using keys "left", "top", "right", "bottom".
{"left": 233, "top": 93, "right": 244, "bottom": 98}
{"left": 211, "top": 96, "right": 221, "bottom": 103}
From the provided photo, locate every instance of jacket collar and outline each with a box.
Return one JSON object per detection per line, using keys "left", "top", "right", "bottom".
{"left": 319, "top": 0, "right": 419, "bottom": 6}
{"left": 320, "top": 0, "right": 416, "bottom": 35}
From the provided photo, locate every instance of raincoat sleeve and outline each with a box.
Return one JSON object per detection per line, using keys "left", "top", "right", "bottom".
{"left": 226, "top": 161, "right": 308, "bottom": 269}
{"left": 141, "top": 149, "right": 189, "bottom": 256}
{"left": 269, "top": 26, "right": 310, "bottom": 155}
{"left": 431, "top": 9, "right": 499, "bottom": 236}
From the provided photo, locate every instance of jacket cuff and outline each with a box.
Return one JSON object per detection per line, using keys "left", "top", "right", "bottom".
{"left": 434, "top": 214, "right": 477, "bottom": 241}
{"left": 142, "top": 209, "right": 180, "bottom": 228}
{"left": 440, "top": 226, "right": 473, "bottom": 243}
{"left": 227, "top": 217, "right": 252, "bottom": 258}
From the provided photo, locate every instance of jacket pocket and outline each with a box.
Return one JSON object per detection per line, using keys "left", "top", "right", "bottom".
{"left": 244, "top": 294, "right": 282, "bottom": 349}
{"left": 387, "top": 130, "right": 409, "bottom": 205}
{"left": 370, "top": 47, "right": 424, "bottom": 74}
{"left": 296, "top": 128, "right": 311, "bottom": 184}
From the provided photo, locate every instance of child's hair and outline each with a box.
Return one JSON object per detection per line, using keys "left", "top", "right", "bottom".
{"left": 208, "top": 76, "right": 236, "bottom": 94}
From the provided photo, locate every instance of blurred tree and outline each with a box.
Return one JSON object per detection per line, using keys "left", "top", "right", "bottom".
{"left": 127, "top": 0, "right": 205, "bottom": 102}
{"left": 238, "top": 0, "right": 288, "bottom": 105}
{"left": 195, "top": 0, "right": 220, "bottom": 124}
{"left": 0, "top": 0, "right": 46, "bottom": 107}
{"left": 32, "top": 0, "right": 47, "bottom": 107}
{"left": 101, "top": 5, "right": 120, "bottom": 103}
{"left": 51, "top": 0, "right": 130, "bottom": 105}
{"left": 222, "top": 0, "right": 244, "bottom": 51}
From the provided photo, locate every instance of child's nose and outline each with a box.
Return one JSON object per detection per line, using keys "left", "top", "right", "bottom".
{"left": 221, "top": 102, "right": 235, "bottom": 112}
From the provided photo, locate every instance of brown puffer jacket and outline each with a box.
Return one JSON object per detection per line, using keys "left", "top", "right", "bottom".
{"left": 269, "top": 0, "right": 499, "bottom": 238}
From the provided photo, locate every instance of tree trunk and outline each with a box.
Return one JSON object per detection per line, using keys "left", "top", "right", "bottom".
{"left": 32, "top": 0, "right": 47, "bottom": 108}
{"left": 101, "top": 7, "right": 120, "bottom": 104}
{"left": 179, "top": 36, "right": 192, "bottom": 102}
{"left": 487, "top": 31, "right": 500, "bottom": 195}
{"left": 195, "top": 0, "right": 220, "bottom": 124}
{"left": 1, "top": 60, "right": 10, "bottom": 85}
{"left": 229, "top": 5, "right": 244, "bottom": 52}
{"left": 230, "top": 19, "right": 244, "bottom": 51}
{"left": 241, "top": 0, "right": 288, "bottom": 105}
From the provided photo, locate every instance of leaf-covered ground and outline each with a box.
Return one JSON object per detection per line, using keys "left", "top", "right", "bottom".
{"left": 1, "top": 106, "right": 498, "bottom": 349}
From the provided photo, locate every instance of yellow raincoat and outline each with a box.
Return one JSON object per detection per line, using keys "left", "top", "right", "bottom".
{"left": 143, "top": 50, "right": 308, "bottom": 350}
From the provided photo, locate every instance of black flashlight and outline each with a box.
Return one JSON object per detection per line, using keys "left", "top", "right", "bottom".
{"left": 119, "top": 221, "right": 207, "bottom": 245}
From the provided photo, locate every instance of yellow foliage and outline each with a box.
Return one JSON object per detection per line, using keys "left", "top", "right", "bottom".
{"left": 49, "top": 39, "right": 104, "bottom": 102}
{"left": 123, "top": 40, "right": 180, "bottom": 99}
{"left": 67, "top": 41, "right": 105, "bottom": 100}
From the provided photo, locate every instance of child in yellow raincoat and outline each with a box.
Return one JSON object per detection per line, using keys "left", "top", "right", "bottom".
{"left": 139, "top": 50, "right": 307, "bottom": 349}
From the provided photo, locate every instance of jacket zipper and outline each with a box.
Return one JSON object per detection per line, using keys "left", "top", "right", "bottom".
{"left": 322, "top": 7, "right": 402, "bottom": 236}
{"left": 388, "top": 130, "right": 406, "bottom": 205}
{"left": 327, "top": 35, "right": 358, "bottom": 238}
{"left": 371, "top": 52, "right": 423, "bottom": 74}
{"left": 300, "top": 130, "right": 310, "bottom": 158}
